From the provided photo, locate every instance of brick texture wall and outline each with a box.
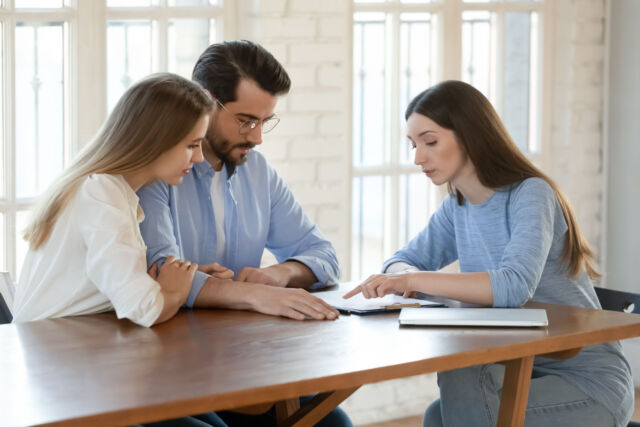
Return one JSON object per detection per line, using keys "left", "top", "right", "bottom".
{"left": 237, "top": 0, "right": 607, "bottom": 423}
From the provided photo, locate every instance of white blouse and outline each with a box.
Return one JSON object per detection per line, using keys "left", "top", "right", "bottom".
{"left": 13, "top": 174, "right": 164, "bottom": 327}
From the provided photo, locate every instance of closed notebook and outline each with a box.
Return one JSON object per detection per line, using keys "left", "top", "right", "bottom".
{"left": 398, "top": 307, "right": 548, "bottom": 327}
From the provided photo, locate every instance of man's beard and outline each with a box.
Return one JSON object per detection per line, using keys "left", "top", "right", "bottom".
{"left": 206, "top": 134, "right": 255, "bottom": 167}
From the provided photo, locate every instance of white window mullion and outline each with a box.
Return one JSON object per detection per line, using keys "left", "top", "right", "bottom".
{"left": 441, "top": 0, "right": 461, "bottom": 80}
{"left": 493, "top": 9, "right": 504, "bottom": 116}
{"left": 155, "top": 0, "right": 167, "bottom": 71}
{"left": 4, "top": 8, "right": 16, "bottom": 277}
{"left": 76, "top": 0, "right": 106, "bottom": 149}
{"left": 385, "top": 8, "right": 400, "bottom": 256}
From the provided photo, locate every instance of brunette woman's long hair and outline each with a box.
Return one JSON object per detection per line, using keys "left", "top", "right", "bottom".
{"left": 406, "top": 80, "right": 599, "bottom": 279}
{"left": 24, "top": 73, "right": 213, "bottom": 250}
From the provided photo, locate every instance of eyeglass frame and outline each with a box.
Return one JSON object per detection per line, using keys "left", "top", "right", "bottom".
{"left": 214, "top": 98, "right": 280, "bottom": 135}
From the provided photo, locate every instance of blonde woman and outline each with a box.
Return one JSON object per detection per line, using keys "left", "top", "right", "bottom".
{"left": 13, "top": 73, "right": 214, "bottom": 327}
{"left": 345, "top": 80, "right": 633, "bottom": 427}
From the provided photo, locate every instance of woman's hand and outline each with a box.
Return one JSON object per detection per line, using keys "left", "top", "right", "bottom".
{"left": 343, "top": 273, "right": 412, "bottom": 299}
{"left": 198, "top": 262, "right": 234, "bottom": 280}
{"left": 149, "top": 256, "right": 198, "bottom": 324}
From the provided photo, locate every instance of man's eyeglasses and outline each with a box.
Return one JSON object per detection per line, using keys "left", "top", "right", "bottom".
{"left": 214, "top": 99, "right": 280, "bottom": 135}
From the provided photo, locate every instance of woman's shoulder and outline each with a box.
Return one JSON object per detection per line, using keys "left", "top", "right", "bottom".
{"left": 510, "top": 177, "right": 556, "bottom": 205}
{"left": 78, "top": 174, "right": 133, "bottom": 206}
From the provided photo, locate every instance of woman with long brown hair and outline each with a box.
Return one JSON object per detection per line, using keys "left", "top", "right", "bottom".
{"left": 345, "top": 80, "right": 633, "bottom": 426}
{"left": 13, "top": 73, "right": 214, "bottom": 327}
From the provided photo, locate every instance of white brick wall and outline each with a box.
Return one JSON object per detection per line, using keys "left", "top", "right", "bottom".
{"left": 550, "top": 0, "right": 606, "bottom": 258}
{"left": 241, "top": 0, "right": 609, "bottom": 424}
{"left": 243, "top": 0, "right": 352, "bottom": 281}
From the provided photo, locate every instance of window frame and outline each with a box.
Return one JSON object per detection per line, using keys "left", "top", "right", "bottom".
{"left": 349, "top": 0, "right": 554, "bottom": 280}
{"left": 0, "top": 0, "right": 233, "bottom": 279}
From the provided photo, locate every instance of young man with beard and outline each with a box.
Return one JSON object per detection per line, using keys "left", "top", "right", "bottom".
{"left": 138, "top": 40, "right": 341, "bottom": 321}
{"left": 137, "top": 40, "right": 351, "bottom": 427}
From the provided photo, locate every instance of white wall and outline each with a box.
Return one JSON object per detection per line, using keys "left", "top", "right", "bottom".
{"left": 236, "top": 0, "right": 615, "bottom": 423}
{"left": 605, "top": 0, "right": 640, "bottom": 389}
{"left": 605, "top": 0, "right": 640, "bottom": 292}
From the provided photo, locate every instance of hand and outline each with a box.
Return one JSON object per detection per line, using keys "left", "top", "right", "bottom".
{"left": 249, "top": 286, "right": 339, "bottom": 321}
{"left": 236, "top": 265, "right": 288, "bottom": 288}
{"left": 198, "top": 262, "right": 234, "bottom": 280}
{"left": 154, "top": 255, "right": 198, "bottom": 298}
{"left": 343, "top": 273, "right": 411, "bottom": 299}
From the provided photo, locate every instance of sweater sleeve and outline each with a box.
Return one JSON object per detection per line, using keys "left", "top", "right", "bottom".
{"left": 488, "top": 178, "right": 561, "bottom": 307}
{"left": 382, "top": 195, "right": 458, "bottom": 273}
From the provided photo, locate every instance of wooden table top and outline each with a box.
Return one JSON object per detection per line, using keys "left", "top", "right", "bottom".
{"left": 2, "top": 302, "right": 640, "bottom": 427}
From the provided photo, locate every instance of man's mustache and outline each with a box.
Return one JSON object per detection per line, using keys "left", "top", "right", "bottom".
{"left": 232, "top": 142, "right": 256, "bottom": 151}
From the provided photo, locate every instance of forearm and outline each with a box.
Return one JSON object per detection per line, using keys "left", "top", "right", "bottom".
{"left": 193, "top": 277, "right": 259, "bottom": 310}
{"left": 279, "top": 261, "right": 317, "bottom": 288}
{"left": 407, "top": 271, "right": 494, "bottom": 306}
{"left": 154, "top": 290, "right": 187, "bottom": 325}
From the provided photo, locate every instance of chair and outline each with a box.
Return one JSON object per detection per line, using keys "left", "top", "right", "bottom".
{"left": 594, "top": 286, "right": 640, "bottom": 314}
{"left": 594, "top": 286, "right": 640, "bottom": 427}
{"left": 0, "top": 271, "right": 14, "bottom": 324}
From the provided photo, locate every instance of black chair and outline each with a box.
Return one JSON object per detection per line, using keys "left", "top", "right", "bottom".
{"left": 0, "top": 272, "right": 13, "bottom": 324}
{"left": 594, "top": 286, "right": 640, "bottom": 314}
{"left": 0, "top": 293, "right": 11, "bottom": 324}
{"left": 594, "top": 286, "right": 640, "bottom": 427}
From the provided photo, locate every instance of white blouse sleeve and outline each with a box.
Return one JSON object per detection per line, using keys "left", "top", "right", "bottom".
{"left": 78, "top": 175, "right": 164, "bottom": 327}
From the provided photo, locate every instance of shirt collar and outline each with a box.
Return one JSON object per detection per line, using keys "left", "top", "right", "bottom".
{"left": 193, "top": 158, "right": 238, "bottom": 180}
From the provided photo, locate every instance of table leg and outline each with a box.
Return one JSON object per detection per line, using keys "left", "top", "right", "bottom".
{"left": 497, "top": 355, "right": 534, "bottom": 427}
{"left": 275, "top": 398, "right": 301, "bottom": 421}
{"left": 276, "top": 386, "right": 359, "bottom": 427}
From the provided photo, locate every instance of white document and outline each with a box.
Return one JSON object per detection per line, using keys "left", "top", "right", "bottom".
{"left": 314, "top": 288, "right": 442, "bottom": 314}
{"left": 398, "top": 307, "right": 549, "bottom": 327}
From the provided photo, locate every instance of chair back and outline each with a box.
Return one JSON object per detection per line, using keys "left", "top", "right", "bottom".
{"left": 0, "top": 272, "right": 14, "bottom": 324}
{"left": 594, "top": 286, "right": 640, "bottom": 314}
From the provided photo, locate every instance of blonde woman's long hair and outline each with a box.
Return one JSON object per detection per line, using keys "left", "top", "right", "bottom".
{"left": 24, "top": 72, "right": 213, "bottom": 250}
{"left": 406, "top": 80, "right": 600, "bottom": 280}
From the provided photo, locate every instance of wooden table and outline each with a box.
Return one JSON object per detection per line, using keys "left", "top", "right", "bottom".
{"left": 2, "top": 302, "right": 640, "bottom": 427}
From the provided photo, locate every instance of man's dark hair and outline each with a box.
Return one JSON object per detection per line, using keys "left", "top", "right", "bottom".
{"left": 192, "top": 40, "right": 291, "bottom": 104}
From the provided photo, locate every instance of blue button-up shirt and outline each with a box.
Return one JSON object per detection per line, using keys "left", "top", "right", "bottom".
{"left": 137, "top": 150, "right": 340, "bottom": 307}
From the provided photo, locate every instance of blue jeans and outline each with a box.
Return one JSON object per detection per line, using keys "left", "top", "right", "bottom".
{"left": 141, "top": 395, "right": 352, "bottom": 427}
{"left": 216, "top": 395, "right": 353, "bottom": 427}
{"left": 423, "top": 363, "right": 615, "bottom": 427}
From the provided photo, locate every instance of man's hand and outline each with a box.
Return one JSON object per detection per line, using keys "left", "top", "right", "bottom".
{"left": 198, "top": 262, "right": 234, "bottom": 280}
{"left": 236, "top": 265, "right": 289, "bottom": 287}
{"left": 248, "top": 286, "right": 339, "bottom": 321}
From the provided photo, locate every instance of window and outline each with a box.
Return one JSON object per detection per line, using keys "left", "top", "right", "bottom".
{"left": 351, "top": 0, "right": 548, "bottom": 280}
{"left": 0, "top": 0, "right": 228, "bottom": 280}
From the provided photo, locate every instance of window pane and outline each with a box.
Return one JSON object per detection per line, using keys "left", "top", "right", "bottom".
{"left": 351, "top": 176, "right": 386, "bottom": 281}
{"left": 16, "top": 211, "right": 29, "bottom": 280}
{"left": 107, "top": 0, "right": 156, "bottom": 7}
{"left": 168, "top": 0, "right": 219, "bottom": 6}
{"left": 168, "top": 19, "right": 215, "bottom": 78}
{"left": 398, "top": 173, "right": 438, "bottom": 247}
{"left": 504, "top": 11, "right": 539, "bottom": 153}
{"left": 107, "top": 20, "right": 152, "bottom": 112}
{"left": 400, "top": 13, "right": 433, "bottom": 165}
{"left": 15, "top": 22, "right": 66, "bottom": 199}
{"left": 461, "top": 10, "right": 493, "bottom": 99}
{"left": 353, "top": 13, "right": 386, "bottom": 168}
{"left": 15, "top": 0, "right": 64, "bottom": 8}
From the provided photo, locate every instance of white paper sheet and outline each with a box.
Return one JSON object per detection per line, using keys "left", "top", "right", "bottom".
{"left": 314, "top": 288, "right": 442, "bottom": 313}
